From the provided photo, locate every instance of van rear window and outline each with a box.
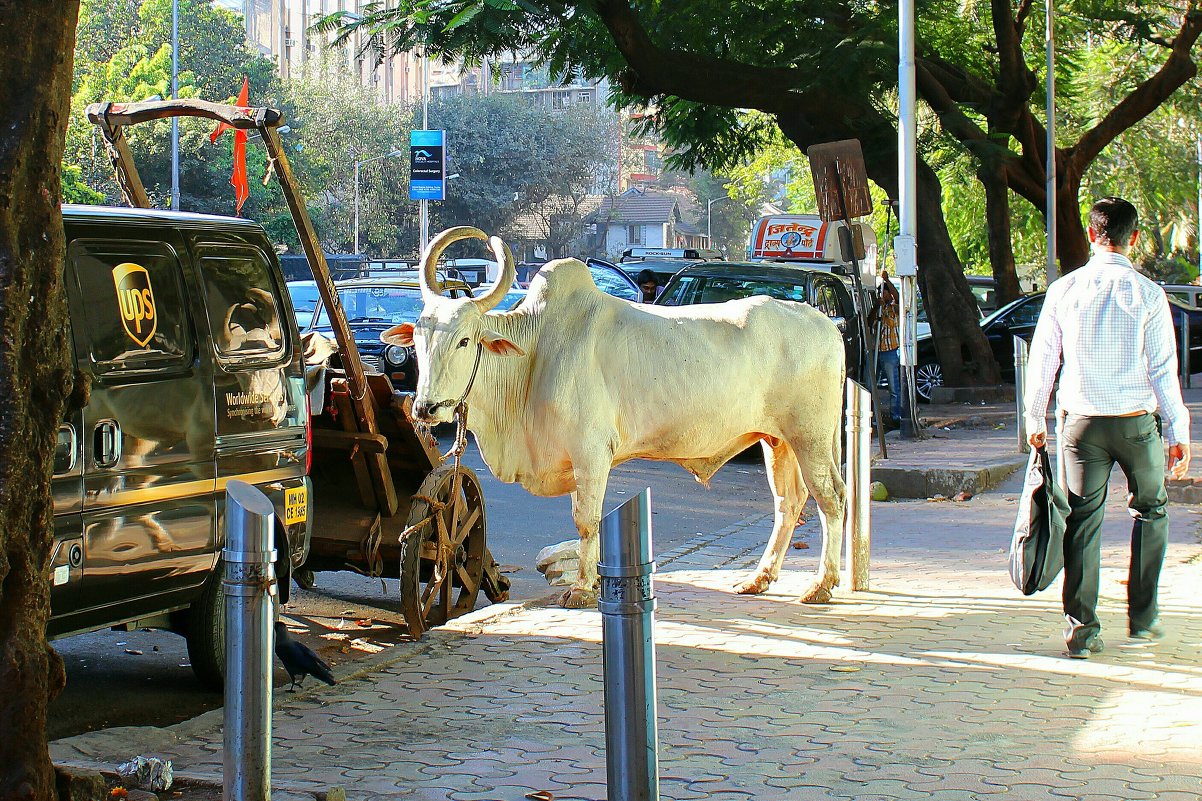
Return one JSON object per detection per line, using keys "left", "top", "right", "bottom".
{"left": 69, "top": 241, "right": 191, "bottom": 373}
{"left": 196, "top": 246, "right": 287, "bottom": 365}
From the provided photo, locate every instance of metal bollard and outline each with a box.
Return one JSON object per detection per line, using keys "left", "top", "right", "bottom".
{"left": 844, "top": 380, "right": 872, "bottom": 591}
{"left": 223, "top": 480, "right": 277, "bottom": 801}
{"left": 598, "top": 489, "right": 659, "bottom": 801}
{"left": 1180, "top": 313, "right": 1191, "bottom": 389}
{"left": 1014, "top": 336, "right": 1030, "bottom": 453}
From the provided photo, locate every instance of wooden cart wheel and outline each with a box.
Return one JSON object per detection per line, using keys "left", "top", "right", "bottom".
{"left": 399, "top": 464, "right": 488, "bottom": 636}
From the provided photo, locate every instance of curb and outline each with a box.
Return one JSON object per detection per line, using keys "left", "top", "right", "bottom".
{"left": 872, "top": 457, "right": 1027, "bottom": 499}
{"left": 1168, "top": 477, "right": 1202, "bottom": 504}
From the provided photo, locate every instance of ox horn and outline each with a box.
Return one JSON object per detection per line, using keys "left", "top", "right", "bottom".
{"left": 419, "top": 226, "right": 489, "bottom": 301}
{"left": 475, "top": 234, "right": 517, "bottom": 313}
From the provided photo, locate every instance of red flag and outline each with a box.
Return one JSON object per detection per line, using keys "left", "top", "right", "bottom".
{"left": 210, "top": 77, "right": 251, "bottom": 215}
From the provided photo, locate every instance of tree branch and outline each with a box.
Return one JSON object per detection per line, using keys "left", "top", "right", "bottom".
{"left": 591, "top": 0, "right": 829, "bottom": 114}
{"left": 1069, "top": 9, "right": 1202, "bottom": 167}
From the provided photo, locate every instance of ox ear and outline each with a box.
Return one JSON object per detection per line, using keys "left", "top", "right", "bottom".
{"left": 381, "top": 322, "right": 416, "bottom": 347}
{"left": 481, "top": 330, "right": 525, "bottom": 357}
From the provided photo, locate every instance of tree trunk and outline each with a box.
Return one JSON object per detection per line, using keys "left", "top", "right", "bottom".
{"left": 0, "top": 2, "right": 79, "bottom": 798}
{"left": 1056, "top": 172, "right": 1090, "bottom": 272}
{"left": 980, "top": 167, "right": 1023, "bottom": 303}
{"left": 912, "top": 162, "right": 1002, "bottom": 386}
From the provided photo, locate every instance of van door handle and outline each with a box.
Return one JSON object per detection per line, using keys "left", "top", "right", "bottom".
{"left": 93, "top": 420, "right": 121, "bottom": 468}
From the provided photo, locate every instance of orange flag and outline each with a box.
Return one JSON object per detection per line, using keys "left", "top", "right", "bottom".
{"left": 210, "top": 76, "right": 251, "bottom": 216}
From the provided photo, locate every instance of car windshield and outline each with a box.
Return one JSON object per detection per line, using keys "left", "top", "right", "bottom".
{"left": 313, "top": 286, "right": 427, "bottom": 328}
{"left": 980, "top": 294, "right": 1038, "bottom": 327}
{"left": 498, "top": 289, "right": 526, "bottom": 310}
{"left": 658, "top": 275, "right": 807, "bottom": 306}
{"left": 287, "top": 283, "right": 321, "bottom": 314}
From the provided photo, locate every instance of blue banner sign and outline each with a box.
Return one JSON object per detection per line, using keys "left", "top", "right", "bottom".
{"left": 410, "top": 129, "right": 446, "bottom": 201}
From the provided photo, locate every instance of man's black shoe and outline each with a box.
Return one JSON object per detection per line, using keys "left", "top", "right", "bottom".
{"left": 1130, "top": 621, "right": 1164, "bottom": 640}
{"left": 1066, "top": 638, "right": 1105, "bottom": 659}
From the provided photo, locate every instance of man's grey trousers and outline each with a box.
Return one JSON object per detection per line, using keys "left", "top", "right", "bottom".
{"left": 1059, "top": 412, "right": 1168, "bottom": 649}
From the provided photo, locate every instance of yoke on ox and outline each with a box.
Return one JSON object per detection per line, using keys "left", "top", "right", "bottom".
{"left": 385, "top": 227, "right": 849, "bottom": 606}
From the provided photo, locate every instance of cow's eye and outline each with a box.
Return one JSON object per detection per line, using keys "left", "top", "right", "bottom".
{"left": 457, "top": 337, "right": 470, "bottom": 348}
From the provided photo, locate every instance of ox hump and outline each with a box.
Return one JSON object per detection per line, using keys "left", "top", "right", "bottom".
{"left": 526, "top": 258, "right": 598, "bottom": 302}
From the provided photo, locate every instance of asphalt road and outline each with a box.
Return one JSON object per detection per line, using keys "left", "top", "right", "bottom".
{"left": 48, "top": 442, "right": 772, "bottom": 741}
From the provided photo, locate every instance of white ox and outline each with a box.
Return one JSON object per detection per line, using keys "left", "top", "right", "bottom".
{"left": 383, "top": 227, "right": 848, "bottom": 607}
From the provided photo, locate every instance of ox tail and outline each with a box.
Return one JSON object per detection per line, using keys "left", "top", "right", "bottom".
{"left": 833, "top": 362, "right": 846, "bottom": 467}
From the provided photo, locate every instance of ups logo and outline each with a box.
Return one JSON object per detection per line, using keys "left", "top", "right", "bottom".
{"left": 112, "top": 262, "right": 157, "bottom": 348}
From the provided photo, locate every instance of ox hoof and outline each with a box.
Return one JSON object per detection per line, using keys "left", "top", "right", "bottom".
{"left": 734, "top": 575, "right": 771, "bottom": 595}
{"left": 560, "top": 587, "right": 597, "bottom": 609}
{"left": 800, "top": 583, "right": 834, "bottom": 604}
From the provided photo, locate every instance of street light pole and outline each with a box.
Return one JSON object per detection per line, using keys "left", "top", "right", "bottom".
{"left": 420, "top": 48, "right": 431, "bottom": 256}
{"left": 1045, "top": 0, "right": 1058, "bottom": 284}
{"left": 353, "top": 159, "right": 361, "bottom": 256}
{"left": 170, "top": 0, "right": 180, "bottom": 210}
{"left": 706, "top": 197, "right": 729, "bottom": 248}
{"left": 353, "top": 150, "right": 403, "bottom": 256}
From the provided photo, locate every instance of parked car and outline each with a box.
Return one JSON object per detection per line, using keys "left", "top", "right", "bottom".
{"left": 522, "top": 258, "right": 642, "bottom": 302}
{"left": 1160, "top": 282, "right": 1202, "bottom": 309}
{"left": 914, "top": 290, "right": 1202, "bottom": 401}
{"left": 53, "top": 204, "right": 313, "bottom": 688}
{"left": 286, "top": 279, "right": 321, "bottom": 329}
{"left": 656, "top": 261, "right": 868, "bottom": 380}
{"left": 617, "top": 246, "right": 723, "bottom": 287}
{"left": 584, "top": 258, "right": 642, "bottom": 301}
{"left": 307, "top": 276, "right": 474, "bottom": 393}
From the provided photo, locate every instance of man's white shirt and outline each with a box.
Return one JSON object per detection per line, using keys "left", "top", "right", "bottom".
{"left": 1024, "top": 250, "right": 1190, "bottom": 445}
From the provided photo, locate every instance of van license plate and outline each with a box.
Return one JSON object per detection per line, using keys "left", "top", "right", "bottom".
{"left": 285, "top": 487, "right": 308, "bottom": 525}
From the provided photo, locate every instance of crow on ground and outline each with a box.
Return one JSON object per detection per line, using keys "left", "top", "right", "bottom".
{"left": 274, "top": 621, "right": 336, "bottom": 691}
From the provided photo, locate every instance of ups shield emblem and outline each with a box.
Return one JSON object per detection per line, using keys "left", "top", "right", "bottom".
{"left": 112, "top": 262, "right": 157, "bottom": 348}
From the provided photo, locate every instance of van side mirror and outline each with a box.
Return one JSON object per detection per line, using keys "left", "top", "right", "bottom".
{"left": 838, "top": 225, "right": 866, "bottom": 262}
{"left": 831, "top": 316, "right": 849, "bottom": 334}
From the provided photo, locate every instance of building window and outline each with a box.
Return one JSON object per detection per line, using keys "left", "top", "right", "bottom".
{"left": 579, "top": 90, "right": 592, "bottom": 104}
{"left": 627, "top": 225, "right": 644, "bottom": 245}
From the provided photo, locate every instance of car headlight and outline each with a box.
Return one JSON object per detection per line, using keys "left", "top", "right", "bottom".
{"left": 385, "top": 345, "right": 410, "bottom": 365}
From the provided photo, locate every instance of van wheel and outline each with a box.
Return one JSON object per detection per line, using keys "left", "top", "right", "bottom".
{"left": 186, "top": 562, "right": 225, "bottom": 691}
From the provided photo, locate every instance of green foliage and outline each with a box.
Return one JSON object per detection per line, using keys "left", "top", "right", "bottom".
{"left": 61, "top": 164, "right": 104, "bottom": 205}
{"left": 322, "top": 0, "right": 1202, "bottom": 284}
{"left": 424, "top": 93, "right": 616, "bottom": 240}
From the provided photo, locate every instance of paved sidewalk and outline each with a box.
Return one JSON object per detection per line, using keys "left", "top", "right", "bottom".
{"left": 54, "top": 480, "right": 1202, "bottom": 800}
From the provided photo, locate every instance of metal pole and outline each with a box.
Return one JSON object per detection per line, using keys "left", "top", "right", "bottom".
{"left": 1196, "top": 135, "right": 1201, "bottom": 279}
{"left": 353, "top": 159, "right": 361, "bottom": 256}
{"left": 420, "top": 49, "right": 431, "bottom": 256}
{"left": 598, "top": 489, "right": 659, "bottom": 801}
{"left": 1045, "top": 0, "right": 1058, "bottom": 283}
{"left": 844, "top": 380, "right": 871, "bottom": 591}
{"left": 223, "top": 480, "right": 277, "bottom": 801}
{"left": 1014, "top": 336, "right": 1030, "bottom": 453}
{"left": 1180, "top": 312, "right": 1191, "bottom": 389}
{"left": 170, "top": 0, "right": 180, "bottom": 210}
{"left": 896, "top": 0, "right": 920, "bottom": 440}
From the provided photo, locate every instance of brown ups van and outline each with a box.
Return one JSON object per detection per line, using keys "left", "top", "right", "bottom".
{"left": 50, "top": 204, "right": 312, "bottom": 688}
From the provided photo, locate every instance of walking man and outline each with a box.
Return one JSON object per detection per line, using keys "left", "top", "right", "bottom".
{"left": 1025, "top": 196, "right": 1191, "bottom": 659}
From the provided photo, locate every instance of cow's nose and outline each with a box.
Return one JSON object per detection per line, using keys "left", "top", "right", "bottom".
{"left": 413, "top": 401, "right": 435, "bottom": 421}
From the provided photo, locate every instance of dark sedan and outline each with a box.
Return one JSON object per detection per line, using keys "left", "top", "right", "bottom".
{"left": 656, "top": 261, "right": 869, "bottom": 381}
{"left": 307, "top": 277, "right": 473, "bottom": 392}
{"left": 914, "top": 291, "right": 1202, "bottom": 401}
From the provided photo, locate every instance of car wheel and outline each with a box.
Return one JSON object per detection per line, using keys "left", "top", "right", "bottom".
{"left": 915, "top": 362, "right": 944, "bottom": 403}
{"left": 186, "top": 561, "right": 225, "bottom": 691}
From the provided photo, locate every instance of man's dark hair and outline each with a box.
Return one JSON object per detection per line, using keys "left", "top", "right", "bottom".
{"left": 636, "top": 269, "right": 657, "bottom": 285}
{"left": 1089, "top": 196, "right": 1139, "bottom": 246}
